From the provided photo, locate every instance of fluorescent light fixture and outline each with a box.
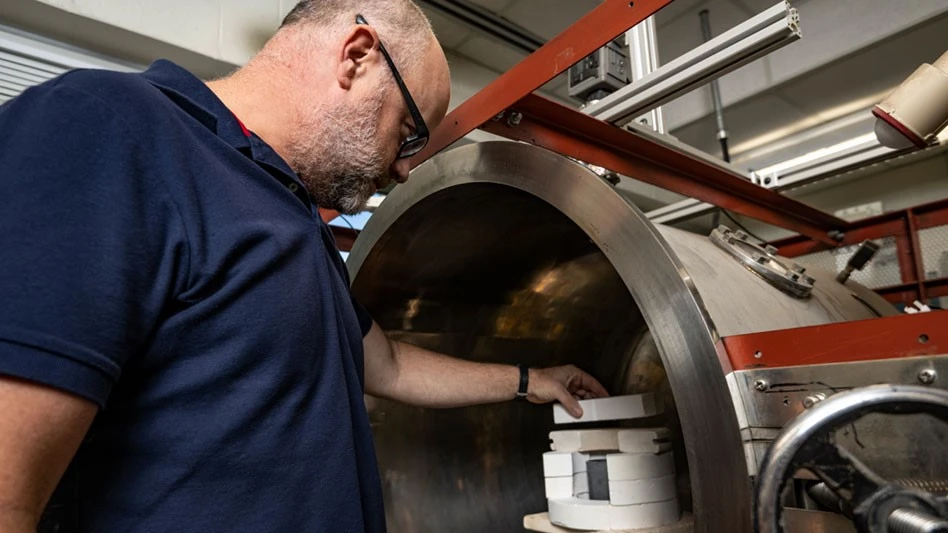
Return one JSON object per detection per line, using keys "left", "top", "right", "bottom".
{"left": 751, "top": 133, "right": 878, "bottom": 179}
{"left": 648, "top": 132, "right": 898, "bottom": 224}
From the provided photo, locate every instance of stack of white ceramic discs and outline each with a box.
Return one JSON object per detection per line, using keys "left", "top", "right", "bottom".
{"left": 541, "top": 395, "right": 680, "bottom": 531}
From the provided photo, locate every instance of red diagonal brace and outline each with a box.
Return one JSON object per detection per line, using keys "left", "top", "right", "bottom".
{"left": 410, "top": 0, "right": 674, "bottom": 166}
{"left": 482, "top": 94, "right": 846, "bottom": 244}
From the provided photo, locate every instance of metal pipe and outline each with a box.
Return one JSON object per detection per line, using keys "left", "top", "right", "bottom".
{"left": 584, "top": 1, "right": 800, "bottom": 125}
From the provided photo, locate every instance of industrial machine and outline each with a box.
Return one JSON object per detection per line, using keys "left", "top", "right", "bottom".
{"left": 348, "top": 142, "right": 948, "bottom": 532}
{"left": 340, "top": 1, "right": 948, "bottom": 531}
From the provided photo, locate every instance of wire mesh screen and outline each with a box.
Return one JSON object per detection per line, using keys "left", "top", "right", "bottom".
{"left": 795, "top": 237, "right": 902, "bottom": 289}
{"left": 919, "top": 225, "right": 948, "bottom": 280}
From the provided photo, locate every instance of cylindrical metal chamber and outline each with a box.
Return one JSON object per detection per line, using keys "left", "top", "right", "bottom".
{"left": 347, "top": 142, "right": 895, "bottom": 532}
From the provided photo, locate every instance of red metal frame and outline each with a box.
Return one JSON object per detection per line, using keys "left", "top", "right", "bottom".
{"left": 406, "top": 0, "right": 848, "bottom": 244}
{"left": 722, "top": 313, "right": 946, "bottom": 371}
{"left": 330, "top": 0, "right": 948, "bottom": 304}
{"left": 772, "top": 197, "right": 948, "bottom": 305}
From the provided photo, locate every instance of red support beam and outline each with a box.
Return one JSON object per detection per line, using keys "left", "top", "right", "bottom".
{"left": 480, "top": 94, "right": 846, "bottom": 244}
{"left": 913, "top": 197, "right": 948, "bottom": 229}
{"left": 907, "top": 209, "right": 927, "bottom": 299}
{"left": 894, "top": 214, "right": 918, "bottom": 285}
{"left": 331, "top": 226, "right": 359, "bottom": 252}
{"left": 773, "top": 197, "right": 948, "bottom": 257}
{"left": 410, "top": 0, "right": 675, "bottom": 166}
{"left": 772, "top": 197, "right": 948, "bottom": 303}
{"left": 723, "top": 313, "right": 947, "bottom": 371}
{"left": 877, "top": 277, "right": 948, "bottom": 305}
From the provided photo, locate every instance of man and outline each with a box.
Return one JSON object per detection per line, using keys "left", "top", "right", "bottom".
{"left": 0, "top": 1, "right": 608, "bottom": 531}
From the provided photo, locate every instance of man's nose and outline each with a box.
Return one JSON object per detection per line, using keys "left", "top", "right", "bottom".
{"left": 391, "top": 158, "right": 411, "bottom": 184}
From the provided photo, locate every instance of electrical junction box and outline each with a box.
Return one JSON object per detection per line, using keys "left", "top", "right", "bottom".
{"left": 568, "top": 39, "right": 629, "bottom": 103}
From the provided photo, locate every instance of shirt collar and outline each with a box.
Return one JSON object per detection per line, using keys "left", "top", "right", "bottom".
{"left": 139, "top": 60, "right": 310, "bottom": 208}
{"left": 140, "top": 59, "right": 252, "bottom": 151}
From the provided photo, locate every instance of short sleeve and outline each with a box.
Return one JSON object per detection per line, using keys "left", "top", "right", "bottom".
{"left": 351, "top": 296, "right": 374, "bottom": 337}
{"left": 0, "top": 76, "right": 189, "bottom": 407}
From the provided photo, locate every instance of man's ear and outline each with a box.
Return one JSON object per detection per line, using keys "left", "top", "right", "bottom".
{"left": 335, "top": 25, "right": 379, "bottom": 91}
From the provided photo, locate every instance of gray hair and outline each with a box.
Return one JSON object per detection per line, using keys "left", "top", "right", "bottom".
{"left": 280, "top": 0, "right": 436, "bottom": 74}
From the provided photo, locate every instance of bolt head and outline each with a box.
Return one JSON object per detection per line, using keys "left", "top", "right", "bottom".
{"left": 918, "top": 369, "right": 937, "bottom": 385}
{"left": 507, "top": 112, "right": 523, "bottom": 126}
{"left": 764, "top": 245, "right": 778, "bottom": 255}
{"left": 754, "top": 380, "right": 769, "bottom": 391}
{"left": 802, "top": 393, "right": 826, "bottom": 408}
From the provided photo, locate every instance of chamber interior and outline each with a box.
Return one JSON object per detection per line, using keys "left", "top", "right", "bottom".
{"left": 353, "top": 183, "right": 687, "bottom": 532}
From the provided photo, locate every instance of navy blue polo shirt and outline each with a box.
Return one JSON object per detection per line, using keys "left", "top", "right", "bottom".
{"left": 0, "top": 60, "right": 384, "bottom": 532}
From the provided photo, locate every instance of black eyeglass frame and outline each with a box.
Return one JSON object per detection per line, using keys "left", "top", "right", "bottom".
{"left": 355, "top": 14, "right": 430, "bottom": 159}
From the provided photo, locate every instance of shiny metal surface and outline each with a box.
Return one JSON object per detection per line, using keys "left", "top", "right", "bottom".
{"left": 728, "top": 355, "right": 948, "bottom": 430}
{"left": 347, "top": 142, "right": 893, "bottom": 532}
{"left": 710, "top": 225, "right": 816, "bottom": 299}
{"left": 730, "top": 355, "right": 948, "bottom": 476}
{"left": 754, "top": 385, "right": 948, "bottom": 533}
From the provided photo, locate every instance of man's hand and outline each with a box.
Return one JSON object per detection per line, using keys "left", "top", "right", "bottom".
{"left": 527, "top": 365, "right": 610, "bottom": 417}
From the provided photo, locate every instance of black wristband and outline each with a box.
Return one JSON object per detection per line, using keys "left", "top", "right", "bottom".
{"left": 516, "top": 364, "right": 529, "bottom": 400}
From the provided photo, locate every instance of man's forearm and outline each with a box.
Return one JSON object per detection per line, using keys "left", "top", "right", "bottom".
{"left": 0, "top": 507, "right": 36, "bottom": 533}
{"left": 376, "top": 340, "right": 521, "bottom": 408}
{"left": 362, "top": 322, "right": 607, "bottom": 414}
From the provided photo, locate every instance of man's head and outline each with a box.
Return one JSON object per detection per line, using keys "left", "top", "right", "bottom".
{"left": 245, "top": 0, "right": 451, "bottom": 214}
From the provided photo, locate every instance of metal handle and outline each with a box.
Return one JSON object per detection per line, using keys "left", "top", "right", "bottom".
{"left": 754, "top": 384, "right": 948, "bottom": 533}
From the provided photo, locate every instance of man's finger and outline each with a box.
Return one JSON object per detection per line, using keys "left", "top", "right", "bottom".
{"left": 557, "top": 386, "right": 583, "bottom": 418}
{"left": 578, "top": 372, "right": 610, "bottom": 398}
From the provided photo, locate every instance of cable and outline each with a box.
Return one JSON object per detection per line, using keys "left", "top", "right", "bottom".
{"left": 720, "top": 210, "right": 768, "bottom": 244}
{"left": 336, "top": 215, "right": 356, "bottom": 231}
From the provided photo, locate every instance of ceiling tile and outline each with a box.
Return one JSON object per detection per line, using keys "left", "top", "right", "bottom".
{"left": 499, "top": 0, "right": 599, "bottom": 41}
{"left": 654, "top": 0, "right": 760, "bottom": 66}
{"left": 669, "top": 94, "right": 805, "bottom": 157}
{"left": 653, "top": 0, "right": 705, "bottom": 29}
{"left": 456, "top": 35, "right": 527, "bottom": 73}
{"left": 422, "top": 7, "right": 474, "bottom": 50}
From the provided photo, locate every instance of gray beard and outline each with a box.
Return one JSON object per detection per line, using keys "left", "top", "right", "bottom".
{"left": 285, "top": 88, "right": 389, "bottom": 214}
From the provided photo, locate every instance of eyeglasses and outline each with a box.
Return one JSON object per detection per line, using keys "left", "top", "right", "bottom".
{"left": 356, "top": 14, "right": 430, "bottom": 159}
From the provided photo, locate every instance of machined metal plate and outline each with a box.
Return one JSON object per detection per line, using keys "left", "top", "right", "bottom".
{"left": 727, "top": 354, "right": 948, "bottom": 430}
{"left": 727, "top": 354, "right": 948, "bottom": 475}
{"left": 711, "top": 225, "right": 816, "bottom": 298}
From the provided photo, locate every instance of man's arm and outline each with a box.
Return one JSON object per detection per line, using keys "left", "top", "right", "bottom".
{"left": 0, "top": 376, "right": 96, "bottom": 532}
{"left": 362, "top": 322, "right": 609, "bottom": 417}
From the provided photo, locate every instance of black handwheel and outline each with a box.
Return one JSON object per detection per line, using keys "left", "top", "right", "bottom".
{"left": 754, "top": 384, "right": 948, "bottom": 533}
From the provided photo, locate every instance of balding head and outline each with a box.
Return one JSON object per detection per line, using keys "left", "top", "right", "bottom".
{"left": 209, "top": 0, "right": 451, "bottom": 214}
{"left": 280, "top": 0, "right": 436, "bottom": 79}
